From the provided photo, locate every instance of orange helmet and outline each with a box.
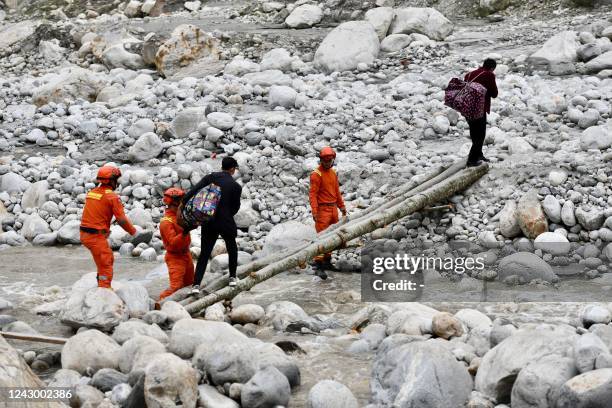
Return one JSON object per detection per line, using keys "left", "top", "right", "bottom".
{"left": 163, "top": 187, "right": 185, "bottom": 205}
{"left": 319, "top": 146, "right": 336, "bottom": 159}
{"left": 96, "top": 166, "right": 121, "bottom": 183}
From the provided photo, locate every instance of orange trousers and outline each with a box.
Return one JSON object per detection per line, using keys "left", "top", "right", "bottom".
{"left": 159, "top": 252, "right": 195, "bottom": 301}
{"left": 80, "top": 231, "right": 114, "bottom": 289}
{"left": 314, "top": 206, "right": 339, "bottom": 262}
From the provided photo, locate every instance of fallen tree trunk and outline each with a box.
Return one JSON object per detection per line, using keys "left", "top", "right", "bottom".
{"left": 176, "top": 162, "right": 454, "bottom": 305}
{"left": 0, "top": 331, "right": 67, "bottom": 345}
{"left": 184, "top": 163, "right": 488, "bottom": 315}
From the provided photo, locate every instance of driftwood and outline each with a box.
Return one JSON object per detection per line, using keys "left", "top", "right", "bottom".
{"left": 184, "top": 163, "right": 488, "bottom": 315}
{"left": 0, "top": 331, "right": 67, "bottom": 345}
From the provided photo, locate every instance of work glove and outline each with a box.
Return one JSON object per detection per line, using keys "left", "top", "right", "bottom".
{"left": 341, "top": 209, "right": 349, "bottom": 223}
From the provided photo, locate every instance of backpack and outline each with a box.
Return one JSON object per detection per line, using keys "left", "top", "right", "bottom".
{"left": 181, "top": 183, "right": 222, "bottom": 227}
{"left": 444, "top": 72, "right": 487, "bottom": 121}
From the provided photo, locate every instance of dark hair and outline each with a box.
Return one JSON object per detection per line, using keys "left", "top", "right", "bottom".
{"left": 483, "top": 58, "right": 497, "bottom": 70}
{"left": 222, "top": 156, "right": 238, "bottom": 170}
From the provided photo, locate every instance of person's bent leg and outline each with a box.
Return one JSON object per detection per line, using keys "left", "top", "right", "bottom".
{"left": 159, "top": 253, "right": 186, "bottom": 300}
{"left": 93, "top": 235, "right": 114, "bottom": 288}
{"left": 222, "top": 232, "right": 238, "bottom": 279}
{"left": 194, "top": 228, "right": 218, "bottom": 286}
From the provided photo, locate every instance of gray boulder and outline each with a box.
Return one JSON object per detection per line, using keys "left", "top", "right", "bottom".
{"left": 172, "top": 107, "right": 206, "bottom": 138}
{"left": 475, "top": 326, "right": 577, "bottom": 401}
{"left": 556, "top": 368, "right": 612, "bottom": 407}
{"left": 527, "top": 31, "right": 579, "bottom": 66}
{"left": 61, "top": 329, "right": 121, "bottom": 374}
{"left": 498, "top": 252, "right": 558, "bottom": 283}
{"left": 198, "top": 384, "right": 239, "bottom": 408}
{"left": 285, "top": 4, "right": 323, "bottom": 28}
{"left": 21, "top": 180, "right": 49, "bottom": 209}
{"left": 517, "top": 189, "right": 548, "bottom": 239}
{"left": 510, "top": 355, "right": 577, "bottom": 408}
{"left": 533, "top": 232, "right": 570, "bottom": 256}
{"left": 580, "top": 125, "right": 612, "bottom": 151}
{"left": 48, "top": 368, "right": 82, "bottom": 388}
{"left": 230, "top": 304, "right": 265, "bottom": 324}
{"left": 169, "top": 318, "right": 248, "bottom": 358}
{"left": 115, "top": 281, "right": 153, "bottom": 318}
{"left": 241, "top": 366, "right": 290, "bottom": 408}
{"left": 91, "top": 368, "right": 128, "bottom": 392}
{"left": 364, "top": 7, "right": 394, "bottom": 40}
{"left": 268, "top": 85, "right": 297, "bottom": 108}
{"left": 57, "top": 220, "right": 81, "bottom": 244}
{"left": 21, "top": 214, "right": 50, "bottom": 241}
{"left": 308, "top": 380, "right": 358, "bottom": 408}
{"left": 575, "top": 207, "right": 605, "bottom": 231}
{"left": 128, "top": 132, "right": 162, "bottom": 162}
{"left": 371, "top": 338, "right": 472, "bottom": 407}
{"left": 143, "top": 353, "right": 198, "bottom": 408}
{"left": 498, "top": 201, "right": 521, "bottom": 237}
{"left": 262, "top": 221, "right": 316, "bottom": 256}
{"left": 1, "top": 172, "right": 30, "bottom": 194}
{"left": 59, "top": 287, "right": 128, "bottom": 330}
{"left": 586, "top": 50, "right": 612, "bottom": 73}
{"left": 111, "top": 320, "right": 168, "bottom": 345}
{"left": 118, "top": 335, "right": 166, "bottom": 374}
{"left": 542, "top": 195, "right": 561, "bottom": 223}
{"left": 575, "top": 333, "right": 610, "bottom": 373}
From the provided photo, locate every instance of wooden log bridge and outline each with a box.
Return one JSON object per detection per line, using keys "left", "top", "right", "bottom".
{"left": 176, "top": 160, "right": 489, "bottom": 316}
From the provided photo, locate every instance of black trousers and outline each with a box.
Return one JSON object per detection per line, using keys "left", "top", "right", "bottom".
{"left": 194, "top": 226, "right": 238, "bottom": 285}
{"left": 467, "top": 114, "right": 487, "bottom": 163}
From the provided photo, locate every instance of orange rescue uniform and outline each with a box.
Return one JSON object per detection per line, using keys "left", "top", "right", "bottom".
{"left": 158, "top": 208, "right": 194, "bottom": 300}
{"left": 80, "top": 186, "right": 136, "bottom": 288}
{"left": 309, "top": 165, "right": 346, "bottom": 262}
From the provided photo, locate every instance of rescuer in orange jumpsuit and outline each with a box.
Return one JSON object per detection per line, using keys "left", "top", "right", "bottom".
{"left": 80, "top": 166, "right": 136, "bottom": 288}
{"left": 158, "top": 188, "right": 195, "bottom": 301}
{"left": 309, "top": 146, "right": 347, "bottom": 279}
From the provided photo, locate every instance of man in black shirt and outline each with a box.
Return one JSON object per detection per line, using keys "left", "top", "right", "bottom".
{"left": 184, "top": 157, "right": 242, "bottom": 291}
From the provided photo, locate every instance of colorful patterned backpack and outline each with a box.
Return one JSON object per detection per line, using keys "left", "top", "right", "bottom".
{"left": 181, "top": 183, "right": 222, "bottom": 227}
{"left": 444, "top": 73, "right": 487, "bottom": 121}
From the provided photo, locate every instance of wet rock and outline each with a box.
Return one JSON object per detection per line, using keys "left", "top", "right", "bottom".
{"left": 308, "top": 380, "right": 358, "bottom": 408}
{"left": 92, "top": 368, "right": 129, "bottom": 392}
{"left": 475, "top": 325, "right": 577, "bottom": 401}
{"left": 556, "top": 368, "right": 612, "bottom": 407}
{"left": 230, "top": 304, "right": 265, "bottom": 325}
{"left": 498, "top": 252, "right": 558, "bottom": 283}
{"left": 241, "top": 366, "right": 290, "bottom": 408}
{"left": 432, "top": 312, "right": 464, "bottom": 339}
{"left": 371, "top": 338, "right": 472, "bottom": 407}
{"left": 263, "top": 300, "right": 311, "bottom": 331}
{"left": 143, "top": 353, "right": 198, "bottom": 408}
{"left": 389, "top": 7, "right": 453, "bottom": 40}
{"left": 198, "top": 384, "right": 239, "bottom": 408}
{"left": 285, "top": 4, "right": 323, "bottom": 29}
{"left": 61, "top": 329, "right": 121, "bottom": 375}
{"left": 534, "top": 232, "right": 570, "bottom": 256}
{"left": 510, "top": 355, "right": 577, "bottom": 408}
{"left": 119, "top": 335, "right": 166, "bottom": 374}
{"left": 364, "top": 7, "right": 394, "bottom": 40}
{"left": 112, "top": 320, "right": 168, "bottom": 345}
{"left": 314, "top": 21, "right": 380, "bottom": 73}
{"left": 155, "top": 24, "right": 220, "bottom": 78}
{"left": 517, "top": 189, "right": 548, "bottom": 239}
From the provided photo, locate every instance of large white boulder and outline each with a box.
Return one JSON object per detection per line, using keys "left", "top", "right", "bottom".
{"left": 534, "top": 232, "right": 571, "bottom": 256}
{"left": 586, "top": 50, "right": 612, "bottom": 73}
{"left": 144, "top": 353, "right": 199, "bottom": 408}
{"left": 380, "top": 34, "right": 414, "bottom": 53}
{"left": 0, "top": 172, "right": 30, "bottom": 194}
{"left": 57, "top": 220, "right": 81, "bottom": 244}
{"left": 169, "top": 318, "right": 248, "bottom": 358}
{"left": 388, "top": 7, "right": 453, "bottom": 41}
{"left": 21, "top": 180, "right": 49, "bottom": 209}
{"left": 268, "top": 85, "right": 298, "bottom": 108}
{"left": 59, "top": 287, "right": 129, "bottom": 330}
{"left": 61, "top": 329, "right": 121, "bottom": 375}
{"left": 527, "top": 31, "right": 580, "bottom": 66}
{"left": 118, "top": 335, "right": 166, "bottom": 373}
{"left": 128, "top": 132, "right": 163, "bottom": 162}
{"left": 314, "top": 21, "right": 380, "bottom": 73}
{"left": 365, "top": 7, "right": 394, "bottom": 40}
{"left": 31, "top": 67, "right": 108, "bottom": 107}
{"left": 580, "top": 125, "right": 612, "bottom": 151}
{"left": 285, "top": 4, "right": 323, "bottom": 28}
{"left": 262, "top": 221, "right": 316, "bottom": 256}
{"left": 21, "top": 214, "right": 51, "bottom": 241}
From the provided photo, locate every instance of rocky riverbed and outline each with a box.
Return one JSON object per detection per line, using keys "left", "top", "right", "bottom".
{"left": 1, "top": 0, "right": 612, "bottom": 407}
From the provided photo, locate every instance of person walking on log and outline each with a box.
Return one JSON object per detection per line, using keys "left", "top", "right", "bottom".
{"left": 158, "top": 188, "right": 195, "bottom": 302}
{"left": 309, "top": 146, "right": 348, "bottom": 280}
{"left": 185, "top": 157, "right": 242, "bottom": 293}
{"left": 464, "top": 58, "right": 498, "bottom": 167}
{"left": 80, "top": 165, "right": 136, "bottom": 288}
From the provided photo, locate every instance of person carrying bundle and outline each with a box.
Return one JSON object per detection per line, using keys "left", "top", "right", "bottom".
{"left": 158, "top": 187, "right": 194, "bottom": 301}
{"left": 183, "top": 157, "right": 242, "bottom": 293}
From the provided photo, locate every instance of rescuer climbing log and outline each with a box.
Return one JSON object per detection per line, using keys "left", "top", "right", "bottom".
{"left": 168, "top": 160, "right": 489, "bottom": 316}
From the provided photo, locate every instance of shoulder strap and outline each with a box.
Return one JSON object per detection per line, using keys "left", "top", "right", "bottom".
{"left": 312, "top": 169, "right": 322, "bottom": 177}
{"left": 161, "top": 216, "right": 175, "bottom": 224}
